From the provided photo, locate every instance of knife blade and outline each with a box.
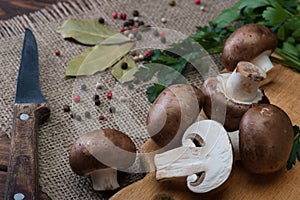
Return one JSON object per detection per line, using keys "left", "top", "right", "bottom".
{"left": 5, "top": 28, "right": 50, "bottom": 200}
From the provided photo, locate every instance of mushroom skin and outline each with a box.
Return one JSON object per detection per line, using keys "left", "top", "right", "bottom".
{"left": 239, "top": 104, "right": 294, "bottom": 174}
{"left": 69, "top": 129, "right": 136, "bottom": 191}
{"left": 201, "top": 62, "right": 270, "bottom": 131}
{"left": 147, "top": 84, "right": 204, "bottom": 147}
{"left": 222, "top": 24, "right": 278, "bottom": 85}
{"left": 155, "top": 120, "right": 233, "bottom": 194}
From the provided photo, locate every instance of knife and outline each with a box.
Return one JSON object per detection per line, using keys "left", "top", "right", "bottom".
{"left": 5, "top": 28, "right": 50, "bottom": 200}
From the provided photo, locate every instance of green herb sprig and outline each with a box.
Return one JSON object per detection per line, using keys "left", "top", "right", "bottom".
{"left": 136, "top": 0, "right": 300, "bottom": 103}
{"left": 287, "top": 125, "right": 300, "bottom": 170}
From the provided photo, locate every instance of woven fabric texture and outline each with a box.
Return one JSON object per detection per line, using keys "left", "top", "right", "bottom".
{"left": 0, "top": 0, "right": 237, "bottom": 199}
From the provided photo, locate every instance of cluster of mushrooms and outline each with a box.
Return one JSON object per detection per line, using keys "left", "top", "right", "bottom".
{"left": 150, "top": 24, "right": 294, "bottom": 193}
{"left": 67, "top": 24, "right": 294, "bottom": 194}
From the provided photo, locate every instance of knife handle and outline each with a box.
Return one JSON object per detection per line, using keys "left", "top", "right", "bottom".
{"left": 5, "top": 103, "right": 50, "bottom": 200}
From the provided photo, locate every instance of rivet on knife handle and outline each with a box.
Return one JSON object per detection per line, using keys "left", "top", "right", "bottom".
{"left": 5, "top": 103, "right": 50, "bottom": 200}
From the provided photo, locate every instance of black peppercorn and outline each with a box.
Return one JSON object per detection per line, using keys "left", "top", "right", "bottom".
{"left": 132, "top": 10, "right": 139, "bottom": 17}
{"left": 93, "top": 94, "right": 100, "bottom": 101}
{"left": 109, "top": 106, "right": 116, "bottom": 113}
{"left": 160, "top": 36, "right": 167, "bottom": 44}
{"left": 98, "top": 17, "right": 105, "bottom": 24}
{"left": 81, "top": 84, "right": 87, "bottom": 90}
{"left": 128, "top": 19, "right": 134, "bottom": 26}
{"left": 95, "top": 99, "right": 101, "bottom": 106}
{"left": 153, "top": 30, "right": 159, "bottom": 37}
{"left": 63, "top": 105, "right": 71, "bottom": 112}
{"left": 85, "top": 111, "right": 91, "bottom": 118}
{"left": 138, "top": 21, "right": 144, "bottom": 26}
{"left": 123, "top": 21, "right": 130, "bottom": 27}
{"left": 169, "top": 0, "right": 176, "bottom": 6}
{"left": 121, "top": 62, "right": 128, "bottom": 70}
{"left": 76, "top": 115, "right": 82, "bottom": 121}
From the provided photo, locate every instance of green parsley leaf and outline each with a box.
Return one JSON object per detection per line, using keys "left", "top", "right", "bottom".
{"left": 287, "top": 125, "right": 300, "bottom": 170}
{"left": 146, "top": 83, "right": 166, "bottom": 103}
{"left": 262, "top": 2, "right": 291, "bottom": 25}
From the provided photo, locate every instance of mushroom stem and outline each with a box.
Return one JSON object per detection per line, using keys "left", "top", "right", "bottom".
{"left": 228, "top": 130, "right": 240, "bottom": 160}
{"left": 90, "top": 168, "right": 119, "bottom": 191}
{"left": 251, "top": 50, "right": 273, "bottom": 72}
{"left": 225, "top": 61, "right": 266, "bottom": 102}
{"left": 155, "top": 146, "right": 206, "bottom": 180}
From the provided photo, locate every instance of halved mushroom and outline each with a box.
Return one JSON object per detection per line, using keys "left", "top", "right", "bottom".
{"left": 147, "top": 84, "right": 204, "bottom": 147}
{"left": 201, "top": 61, "right": 270, "bottom": 131}
{"left": 222, "top": 23, "right": 279, "bottom": 85}
{"left": 155, "top": 120, "right": 233, "bottom": 193}
{"left": 69, "top": 129, "right": 137, "bottom": 191}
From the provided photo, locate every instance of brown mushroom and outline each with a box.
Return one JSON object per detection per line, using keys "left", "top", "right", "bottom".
{"left": 238, "top": 104, "right": 294, "bottom": 174}
{"left": 69, "top": 129, "right": 136, "bottom": 191}
{"left": 222, "top": 23, "right": 279, "bottom": 85}
{"left": 201, "top": 61, "right": 270, "bottom": 131}
{"left": 147, "top": 84, "right": 204, "bottom": 147}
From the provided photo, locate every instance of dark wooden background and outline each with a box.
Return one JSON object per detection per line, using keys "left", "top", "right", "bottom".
{"left": 0, "top": 0, "right": 69, "bottom": 20}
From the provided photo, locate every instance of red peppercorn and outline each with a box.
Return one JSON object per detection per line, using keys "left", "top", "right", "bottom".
{"left": 194, "top": 0, "right": 201, "bottom": 5}
{"left": 120, "top": 13, "right": 127, "bottom": 20}
{"left": 112, "top": 12, "right": 118, "bottom": 19}
{"left": 120, "top": 27, "right": 125, "bottom": 33}
{"left": 159, "top": 30, "right": 165, "bottom": 36}
{"left": 145, "top": 50, "right": 152, "bottom": 57}
{"left": 74, "top": 95, "right": 80, "bottom": 103}
{"left": 107, "top": 92, "right": 113, "bottom": 99}
{"left": 55, "top": 50, "right": 61, "bottom": 56}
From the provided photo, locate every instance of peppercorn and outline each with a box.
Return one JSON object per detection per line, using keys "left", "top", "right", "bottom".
{"left": 74, "top": 95, "right": 80, "bottom": 103}
{"left": 81, "top": 84, "right": 87, "bottom": 90}
{"left": 121, "top": 62, "right": 128, "bottom": 70}
{"left": 138, "top": 54, "right": 144, "bottom": 61}
{"left": 120, "top": 13, "right": 127, "bottom": 20}
{"left": 107, "top": 92, "right": 113, "bottom": 99}
{"left": 153, "top": 30, "right": 159, "bottom": 37}
{"left": 128, "top": 83, "right": 134, "bottom": 90}
{"left": 138, "top": 21, "right": 144, "bottom": 26}
{"left": 145, "top": 50, "right": 152, "bottom": 57}
{"left": 98, "top": 17, "right": 105, "bottom": 24}
{"left": 63, "top": 105, "right": 71, "bottom": 112}
{"left": 55, "top": 50, "right": 61, "bottom": 56}
{"left": 128, "top": 19, "right": 135, "bottom": 26}
{"left": 120, "top": 27, "right": 125, "bottom": 33}
{"left": 85, "top": 111, "right": 91, "bottom": 118}
{"left": 169, "top": 0, "right": 176, "bottom": 6}
{"left": 194, "top": 0, "right": 201, "bottom": 4}
{"left": 98, "top": 115, "right": 105, "bottom": 120}
{"left": 159, "top": 30, "right": 165, "bottom": 36}
{"left": 93, "top": 94, "right": 100, "bottom": 101}
{"left": 109, "top": 106, "right": 116, "bottom": 113}
{"left": 160, "top": 36, "right": 167, "bottom": 44}
{"left": 161, "top": 17, "right": 167, "bottom": 23}
{"left": 76, "top": 114, "right": 82, "bottom": 121}
{"left": 132, "top": 10, "right": 139, "bottom": 17}
{"left": 136, "top": 34, "right": 142, "bottom": 41}
{"left": 95, "top": 99, "right": 101, "bottom": 106}
{"left": 128, "top": 33, "right": 135, "bottom": 40}
{"left": 133, "top": 17, "right": 139, "bottom": 22}
{"left": 112, "top": 12, "right": 118, "bottom": 19}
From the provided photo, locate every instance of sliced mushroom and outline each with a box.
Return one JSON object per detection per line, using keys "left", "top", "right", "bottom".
{"left": 201, "top": 61, "right": 270, "bottom": 131}
{"left": 222, "top": 23, "right": 279, "bottom": 85}
{"left": 69, "top": 129, "right": 136, "bottom": 191}
{"left": 155, "top": 120, "right": 233, "bottom": 193}
{"left": 147, "top": 84, "right": 204, "bottom": 147}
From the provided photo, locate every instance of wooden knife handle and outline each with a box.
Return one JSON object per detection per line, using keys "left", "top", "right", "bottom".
{"left": 5, "top": 103, "right": 50, "bottom": 200}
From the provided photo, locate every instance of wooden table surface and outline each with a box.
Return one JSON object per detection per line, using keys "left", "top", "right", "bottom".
{"left": 0, "top": 1, "right": 300, "bottom": 200}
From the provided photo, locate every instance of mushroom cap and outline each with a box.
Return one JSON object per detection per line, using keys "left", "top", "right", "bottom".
{"left": 147, "top": 84, "right": 204, "bottom": 147}
{"left": 222, "top": 24, "right": 278, "bottom": 71}
{"left": 239, "top": 104, "right": 294, "bottom": 174}
{"left": 69, "top": 129, "right": 136, "bottom": 176}
{"left": 201, "top": 75, "right": 269, "bottom": 131}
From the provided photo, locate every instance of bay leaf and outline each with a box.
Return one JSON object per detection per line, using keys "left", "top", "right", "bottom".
{"left": 57, "top": 18, "right": 117, "bottom": 45}
{"left": 111, "top": 56, "right": 137, "bottom": 83}
{"left": 66, "top": 42, "right": 134, "bottom": 76}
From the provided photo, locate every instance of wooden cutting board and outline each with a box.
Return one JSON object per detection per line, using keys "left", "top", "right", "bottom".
{"left": 110, "top": 64, "right": 300, "bottom": 200}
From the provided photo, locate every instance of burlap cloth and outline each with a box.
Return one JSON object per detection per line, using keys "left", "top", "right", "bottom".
{"left": 0, "top": 0, "right": 238, "bottom": 199}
